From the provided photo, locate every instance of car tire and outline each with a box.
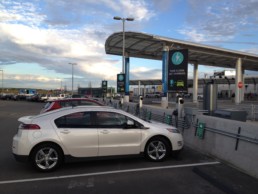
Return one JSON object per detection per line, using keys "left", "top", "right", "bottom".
{"left": 145, "top": 137, "right": 170, "bottom": 162}
{"left": 30, "top": 143, "right": 63, "bottom": 172}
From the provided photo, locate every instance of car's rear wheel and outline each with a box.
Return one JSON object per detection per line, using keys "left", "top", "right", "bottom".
{"left": 145, "top": 137, "right": 170, "bottom": 161}
{"left": 30, "top": 143, "right": 63, "bottom": 172}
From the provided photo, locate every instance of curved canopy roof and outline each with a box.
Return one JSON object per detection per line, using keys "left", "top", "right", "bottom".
{"left": 105, "top": 31, "right": 258, "bottom": 71}
{"left": 129, "top": 77, "right": 258, "bottom": 86}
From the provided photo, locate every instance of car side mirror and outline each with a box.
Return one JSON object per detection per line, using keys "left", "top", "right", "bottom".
{"left": 127, "top": 120, "right": 134, "bottom": 126}
{"left": 123, "top": 120, "right": 134, "bottom": 129}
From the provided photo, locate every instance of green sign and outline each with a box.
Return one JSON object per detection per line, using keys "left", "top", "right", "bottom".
{"left": 168, "top": 49, "right": 188, "bottom": 93}
{"left": 117, "top": 73, "right": 125, "bottom": 93}
{"left": 197, "top": 122, "right": 205, "bottom": 139}
{"left": 102, "top": 80, "right": 108, "bottom": 93}
{"left": 172, "top": 52, "right": 184, "bottom": 65}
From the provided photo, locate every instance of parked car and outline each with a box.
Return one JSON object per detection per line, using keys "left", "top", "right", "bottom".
{"left": 12, "top": 106, "right": 184, "bottom": 172}
{"left": 71, "top": 94, "right": 82, "bottom": 98}
{"left": 145, "top": 92, "right": 162, "bottom": 98}
{"left": 40, "top": 94, "right": 68, "bottom": 102}
{"left": 40, "top": 94, "right": 52, "bottom": 102}
{"left": 47, "top": 94, "right": 68, "bottom": 101}
{"left": 198, "top": 94, "right": 203, "bottom": 99}
{"left": 0, "top": 93, "right": 14, "bottom": 100}
{"left": 40, "top": 98, "right": 104, "bottom": 114}
{"left": 183, "top": 93, "right": 192, "bottom": 98}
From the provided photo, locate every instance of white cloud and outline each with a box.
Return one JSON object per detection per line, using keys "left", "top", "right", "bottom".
{"left": 177, "top": 28, "right": 207, "bottom": 42}
{"left": 42, "top": 0, "right": 155, "bottom": 26}
{"left": 0, "top": 0, "right": 159, "bottom": 89}
{"left": 130, "top": 67, "right": 162, "bottom": 80}
{"left": 0, "top": 0, "right": 46, "bottom": 25}
{"left": 179, "top": 0, "right": 258, "bottom": 44}
{"left": 119, "top": 0, "right": 155, "bottom": 21}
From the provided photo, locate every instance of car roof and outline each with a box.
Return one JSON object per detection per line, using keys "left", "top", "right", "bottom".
{"left": 48, "top": 98, "right": 104, "bottom": 103}
{"left": 49, "top": 98, "right": 96, "bottom": 101}
{"left": 30, "top": 106, "right": 150, "bottom": 126}
{"left": 36, "top": 106, "right": 114, "bottom": 117}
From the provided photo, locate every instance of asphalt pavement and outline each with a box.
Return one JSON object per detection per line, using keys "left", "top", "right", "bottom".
{"left": 0, "top": 100, "right": 258, "bottom": 194}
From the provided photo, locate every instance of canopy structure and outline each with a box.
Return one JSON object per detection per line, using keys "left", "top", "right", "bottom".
{"left": 105, "top": 31, "right": 258, "bottom": 71}
{"left": 106, "top": 31, "right": 258, "bottom": 104}
{"left": 129, "top": 77, "right": 258, "bottom": 86}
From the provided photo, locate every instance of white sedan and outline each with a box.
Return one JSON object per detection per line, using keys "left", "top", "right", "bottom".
{"left": 12, "top": 106, "right": 184, "bottom": 172}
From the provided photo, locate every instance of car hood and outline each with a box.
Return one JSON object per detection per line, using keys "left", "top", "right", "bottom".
{"left": 144, "top": 120, "right": 177, "bottom": 130}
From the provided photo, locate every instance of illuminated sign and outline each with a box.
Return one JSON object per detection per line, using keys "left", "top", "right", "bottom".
{"left": 168, "top": 49, "right": 188, "bottom": 93}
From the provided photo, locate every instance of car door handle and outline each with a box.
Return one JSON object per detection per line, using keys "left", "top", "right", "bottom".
{"left": 100, "top": 130, "right": 110, "bottom": 134}
{"left": 60, "top": 130, "right": 70, "bottom": 134}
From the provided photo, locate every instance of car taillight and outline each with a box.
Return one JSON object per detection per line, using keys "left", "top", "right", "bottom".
{"left": 20, "top": 124, "right": 41, "bottom": 130}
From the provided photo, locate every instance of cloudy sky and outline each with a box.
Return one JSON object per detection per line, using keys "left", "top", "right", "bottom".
{"left": 0, "top": 0, "right": 258, "bottom": 90}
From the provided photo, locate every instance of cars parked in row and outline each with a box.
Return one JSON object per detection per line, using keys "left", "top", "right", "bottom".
{"left": 145, "top": 92, "right": 162, "bottom": 98}
{"left": 0, "top": 93, "right": 26, "bottom": 100}
{"left": 40, "top": 94, "right": 68, "bottom": 102}
{"left": 0, "top": 93, "right": 15, "bottom": 100}
{"left": 40, "top": 98, "right": 104, "bottom": 114}
{"left": 12, "top": 106, "right": 184, "bottom": 172}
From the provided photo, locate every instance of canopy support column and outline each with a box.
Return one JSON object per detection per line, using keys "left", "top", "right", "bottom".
{"left": 161, "top": 46, "right": 169, "bottom": 108}
{"left": 241, "top": 69, "right": 245, "bottom": 102}
{"left": 138, "top": 80, "right": 141, "bottom": 96}
{"left": 193, "top": 62, "right": 199, "bottom": 103}
{"left": 235, "top": 58, "right": 242, "bottom": 104}
{"left": 124, "top": 56, "right": 130, "bottom": 102}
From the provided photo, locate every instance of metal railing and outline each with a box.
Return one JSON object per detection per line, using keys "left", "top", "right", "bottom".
{"left": 105, "top": 100, "right": 258, "bottom": 148}
{"left": 108, "top": 101, "right": 190, "bottom": 131}
{"left": 194, "top": 119, "right": 258, "bottom": 150}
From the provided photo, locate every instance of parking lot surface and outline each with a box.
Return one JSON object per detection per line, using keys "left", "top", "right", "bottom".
{"left": 0, "top": 100, "right": 258, "bottom": 194}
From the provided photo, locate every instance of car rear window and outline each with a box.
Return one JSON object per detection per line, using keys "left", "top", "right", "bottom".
{"left": 60, "top": 101, "right": 77, "bottom": 107}
{"left": 43, "top": 102, "right": 52, "bottom": 109}
{"left": 80, "top": 100, "right": 101, "bottom": 106}
{"left": 59, "top": 100, "right": 101, "bottom": 108}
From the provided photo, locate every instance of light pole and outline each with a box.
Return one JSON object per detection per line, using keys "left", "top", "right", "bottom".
{"left": 0, "top": 70, "right": 3, "bottom": 94}
{"left": 68, "top": 63, "right": 77, "bottom": 95}
{"left": 113, "top": 16, "right": 134, "bottom": 73}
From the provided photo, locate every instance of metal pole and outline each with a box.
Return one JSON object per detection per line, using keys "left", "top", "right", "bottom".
{"left": 122, "top": 19, "right": 125, "bottom": 73}
{"left": 72, "top": 64, "right": 74, "bottom": 95}
{"left": 113, "top": 16, "right": 134, "bottom": 74}
{"left": 0, "top": 70, "right": 3, "bottom": 94}
{"left": 69, "top": 63, "right": 77, "bottom": 95}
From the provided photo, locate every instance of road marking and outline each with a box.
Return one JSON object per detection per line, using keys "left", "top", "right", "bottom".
{"left": 0, "top": 161, "right": 220, "bottom": 185}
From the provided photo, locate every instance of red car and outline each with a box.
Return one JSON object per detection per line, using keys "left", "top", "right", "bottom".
{"left": 40, "top": 98, "right": 104, "bottom": 114}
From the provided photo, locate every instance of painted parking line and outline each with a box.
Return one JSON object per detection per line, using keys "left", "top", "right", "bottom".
{"left": 0, "top": 161, "right": 220, "bottom": 185}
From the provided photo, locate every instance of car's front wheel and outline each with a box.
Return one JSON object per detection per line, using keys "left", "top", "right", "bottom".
{"left": 145, "top": 137, "right": 170, "bottom": 162}
{"left": 30, "top": 143, "right": 63, "bottom": 172}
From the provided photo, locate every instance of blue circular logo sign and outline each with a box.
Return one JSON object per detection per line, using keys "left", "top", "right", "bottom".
{"left": 172, "top": 52, "right": 184, "bottom": 65}
{"left": 118, "top": 74, "right": 124, "bottom": 81}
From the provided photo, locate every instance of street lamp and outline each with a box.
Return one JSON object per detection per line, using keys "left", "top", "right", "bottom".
{"left": 113, "top": 16, "right": 134, "bottom": 73}
{"left": 68, "top": 63, "right": 77, "bottom": 95}
{"left": 0, "top": 70, "right": 3, "bottom": 94}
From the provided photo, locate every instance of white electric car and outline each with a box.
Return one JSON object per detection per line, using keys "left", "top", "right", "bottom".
{"left": 12, "top": 106, "right": 184, "bottom": 172}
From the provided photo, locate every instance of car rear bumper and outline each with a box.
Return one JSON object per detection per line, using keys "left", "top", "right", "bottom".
{"left": 13, "top": 154, "right": 29, "bottom": 163}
